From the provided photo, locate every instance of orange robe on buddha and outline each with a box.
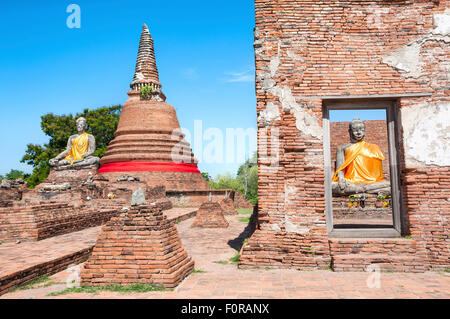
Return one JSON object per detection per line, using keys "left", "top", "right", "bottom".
{"left": 332, "top": 140, "right": 385, "bottom": 184}
{"left": 64, "top": 132, "right": 89, "bottom": 165}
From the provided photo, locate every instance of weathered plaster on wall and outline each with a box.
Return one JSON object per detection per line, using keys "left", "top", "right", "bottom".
{"left": 272, "top": 86, "right": 323, "bottom": 140}
{"left": 382, "top": 10, "right": 450, "bottom": 78}
{"left": 287, "top": 50, "right": 303, "bottom": 62}
{"left": 134, "top": 72, "right": 145, "bottom": 81}
{"left": 401, "top": 102, "right": 450, "bottom": 167}
{"left": 258, "top": 102, "right": 281, "bottom": 124}
{"left": 284, "top": 182, "right": 297, "bottom": 206}
{"left": 382, "top": 42, "right": 423, "bottom": 78}
{"left": 255, "top": 28, "right": 322, "bottom": 140}
{"left": 269, "top": 223, "right": 281, "bottom": 232}
{"left": 285, "top": 215, "right": 310, "bottom": 234}
{"left": 432, "top": 9, "right": 450, "bottom": 36}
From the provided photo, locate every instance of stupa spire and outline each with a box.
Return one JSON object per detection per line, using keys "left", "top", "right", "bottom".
{"left": 98, "top": 23, "right": 208, "bottom": 192}
{"left": 130, "top": 24, "right": 162, "bottom": 94}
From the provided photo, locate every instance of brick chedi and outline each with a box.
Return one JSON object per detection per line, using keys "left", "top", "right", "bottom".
{"left": 98, "top": 24, "right": 209, "bottom": 191}
{"left": 233, "top": 192, "right": 254, "bottom": 210}
{"left": 81, "top": 202, "right": 194, "bottom": 288}
{"left": 219, "top": 197, "right": 238, "bottom": 215}
{"left": 191, "top": 202, "right": 229, "bottom": 228}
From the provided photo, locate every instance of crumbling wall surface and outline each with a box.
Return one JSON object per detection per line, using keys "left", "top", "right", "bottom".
{"left": 395, "top": 4, "right": 450, "bottom": 269}
{"left": 241, "top": 0, "right": 449, "bottom": 270}
{"left": 399, "top": 100, "right": 449, "bottom": 270}
{"left": 0, "top": 179, "right": 27, "bottom": 207}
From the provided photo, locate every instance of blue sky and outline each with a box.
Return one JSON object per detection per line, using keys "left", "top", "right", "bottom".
{"left": 0, "top": 0, "right": 256, "bottom": 178}
{"left": 330, "top": 109, "right": 386, "bottom": 122}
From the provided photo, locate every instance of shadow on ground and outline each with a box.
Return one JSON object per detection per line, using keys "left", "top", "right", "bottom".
{"left": 227, "top": 206, "right": 257, "bottom": 251}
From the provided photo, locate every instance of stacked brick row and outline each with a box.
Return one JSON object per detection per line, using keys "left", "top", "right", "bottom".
{"left": 239, "top": 230, "right": 332, "bottom": 270}
{"left": 329, "top": 238, "right": 428, "bottom": 272}
{"left": 0, "top": 203, "right": 120, "bottom": 243}
{"left": 401, "top": 167, "right": 450, "bottom": 270}
{"left": 81, "top": 204, "right": 194, "bottom": 288}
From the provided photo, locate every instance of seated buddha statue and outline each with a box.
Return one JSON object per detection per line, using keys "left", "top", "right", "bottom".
{"left": 49, "top": 117, "right": 100, "bottom": 170}
{"left": 331, "top": 118, "right": 391, "bottom": 196}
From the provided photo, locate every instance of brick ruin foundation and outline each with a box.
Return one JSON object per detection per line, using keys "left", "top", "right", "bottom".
{"left": 0, "top": 179, "right": 27, "bottom": 207}
{"left": 191, "top": 201, "right": 229, "bottom": 228}
{"left": 240, "top": 0, "right": 450, "bottom": 272}
{"left": 0, "top": 169, "right": 175, "bottom": 243}
{"left": 81, "top": 203, "right": 194, "bottom": 288}
{"left": 0, "top": 203, "right": 118, "bottom": 243}
{"left": 219, "top": 197, "right": 239, "bottom": 215}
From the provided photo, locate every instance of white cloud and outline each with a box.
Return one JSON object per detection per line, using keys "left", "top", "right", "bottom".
{"left": 181, "top": 67, "right": 199, "bottom": 80}
{"left": 224, "top": 70, "right": 254, "bottom": 83}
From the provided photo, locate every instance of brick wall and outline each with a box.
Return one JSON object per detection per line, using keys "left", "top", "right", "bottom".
{"left": 401, "top": 167, "right": 450, "bottom": 269}
{"left": 0, "top": 203, "right": 120, "bottom": 243}
{"left": 240, "top": 0, "right": 450, "bottom": 271}
{"left": 329, "top": 238, "right": 427, "bottom": 272}
{"left": 0, "top": 181, "right": 27, "bottom": 207}
{"left": 167, "top": 189, "right": 232, "bottom": 207}
{"left": 98, "top": 171, "right": 210, "bottom": 192}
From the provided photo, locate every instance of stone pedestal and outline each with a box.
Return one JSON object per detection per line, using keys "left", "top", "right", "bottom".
{"left": 219, "top": 198, "right": 238, "bottom": 215}
{"left": 80, "top": 203, "right": 194, "bottom": 288}
{"left": 22, "top": 167, "right": 100, "bottom": 204}
{"left": 191, "top": 201, "right": 229, "bottom": 228}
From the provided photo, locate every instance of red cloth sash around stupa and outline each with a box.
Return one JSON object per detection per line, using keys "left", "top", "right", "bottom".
{"left": 98, "top": 161, "right": 201, "bottom": 174}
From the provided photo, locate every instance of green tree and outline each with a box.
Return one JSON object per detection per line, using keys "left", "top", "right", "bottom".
{"left": 237, "top": 152, "right": 258, "bottom": 205}
{"left": 201, "top": 172, "right": 210, "bottom": 182}
{"left": 209, "top": 172, "right": 245, "bottom": 194}
{"left": 5, "top": 169, "right": 27, "bottom": 180}
{"left": 21, "top": 105, "right": 122, "bottom": 188}
{"left": 209, "top": 152, "right": 258, "bottom": 205}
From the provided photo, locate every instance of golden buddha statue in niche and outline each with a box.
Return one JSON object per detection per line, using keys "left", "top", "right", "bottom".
{"left": 332, "top": 118, "right": 391, "bottom": 196}
{"left": 49, "top": 117, "right": 100, "bottom": 170}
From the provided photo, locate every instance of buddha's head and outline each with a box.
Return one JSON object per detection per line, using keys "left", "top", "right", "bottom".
{"left": 349, "top": 118, "right": 365, "bottom": 143}
{"left": 76, "top": 117, "right": 88, "bottom": 133}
